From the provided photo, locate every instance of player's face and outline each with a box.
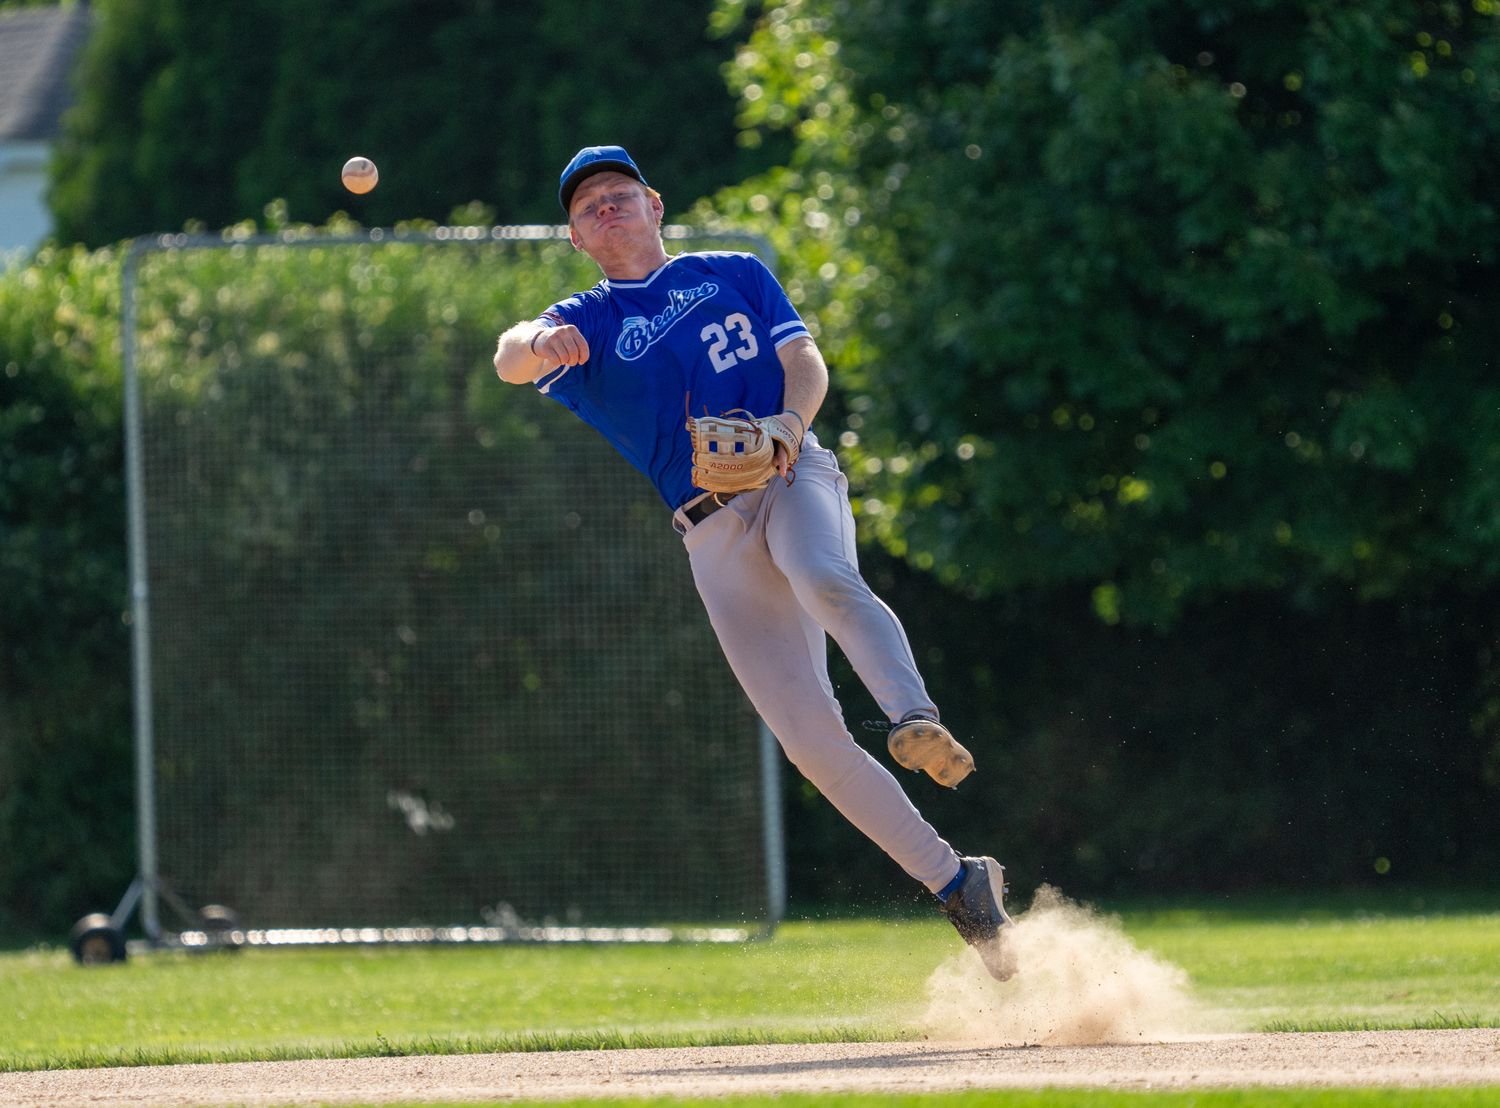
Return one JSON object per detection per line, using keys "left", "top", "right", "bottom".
{"left": 569, "top": 174, "right": 662, "bottom": 255}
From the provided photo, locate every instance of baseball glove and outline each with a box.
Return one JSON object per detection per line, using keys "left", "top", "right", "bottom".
{"left": 686, "top": 408, "right": 802, "bottom": 494}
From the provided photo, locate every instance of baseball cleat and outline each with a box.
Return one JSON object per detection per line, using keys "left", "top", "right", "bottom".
{"left": 887, "top": 715, "right": 975, "bottom": 787}
{"left": 941, "top": 855, "right": 1017, "bottom": 981}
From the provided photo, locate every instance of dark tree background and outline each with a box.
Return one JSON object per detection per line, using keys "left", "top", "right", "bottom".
{"left": 702, "top": 0, "right": 1500, "bottom": 905}
{"left": 48, "top": 0, "right": 792, "bottom": 245}
{"left": 792, "top": 558, "right": 1498, "bottom": 908}
{"left": 5, "top": 0, "right": 1499, "bottom": 942}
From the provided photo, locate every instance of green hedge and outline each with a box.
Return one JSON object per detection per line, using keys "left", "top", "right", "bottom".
{"left": 0, "top": 245, "right": 132, "bottom": 940}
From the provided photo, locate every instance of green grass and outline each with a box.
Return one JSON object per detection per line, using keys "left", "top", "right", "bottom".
{"left": 3, "top": 905, "right": 1499, "bottom": 1072}
{"left": 1123, "top": 910, "right": 1500, "bottom": 1033}
{"left": 0, "top": 920, "right": 933, "bottom": 1071}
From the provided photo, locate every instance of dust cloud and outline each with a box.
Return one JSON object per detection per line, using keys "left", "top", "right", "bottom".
{"left": 923, "top": 884, "right": 1202, "bottom": 1045}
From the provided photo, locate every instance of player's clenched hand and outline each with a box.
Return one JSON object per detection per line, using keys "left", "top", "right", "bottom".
{"left": 534, "top": 325, "right": 589, "bottom": 367}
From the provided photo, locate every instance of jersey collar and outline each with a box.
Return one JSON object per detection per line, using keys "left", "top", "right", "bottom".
{"left": 601, "top": 252, "right": 687, "bottom": 291}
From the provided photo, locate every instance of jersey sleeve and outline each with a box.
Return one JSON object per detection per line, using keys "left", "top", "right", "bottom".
{"left": 737, "top": 254, "right": 810, "bottom": 350}
{"left": 531, "top": 293, "right": 597, "bottom": 402}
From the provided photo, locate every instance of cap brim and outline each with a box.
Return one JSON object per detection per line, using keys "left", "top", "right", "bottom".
{"left": 560, "top": 161, "right": 644, "bottom": 214}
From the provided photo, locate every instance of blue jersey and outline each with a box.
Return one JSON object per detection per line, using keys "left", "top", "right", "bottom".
{"left": 533, "top": 251, "right": 810, "bottom": 510}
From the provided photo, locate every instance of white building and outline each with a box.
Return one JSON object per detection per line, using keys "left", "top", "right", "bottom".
{"left": 0, "top": 4, "right": 92, "bottom": 253}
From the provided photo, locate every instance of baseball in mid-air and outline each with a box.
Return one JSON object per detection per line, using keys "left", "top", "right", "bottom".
{"left": 341, "top": 156, "right": 378, "bottom": 194}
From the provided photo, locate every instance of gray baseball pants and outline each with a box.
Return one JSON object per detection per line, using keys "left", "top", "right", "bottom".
{"left": 674, "top": 432, "right": 962, "bottom": 893}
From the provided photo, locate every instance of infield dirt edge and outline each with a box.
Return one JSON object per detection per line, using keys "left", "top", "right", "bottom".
{"left": 2, "top": 1028, "right": 1500, "bottom": 1106}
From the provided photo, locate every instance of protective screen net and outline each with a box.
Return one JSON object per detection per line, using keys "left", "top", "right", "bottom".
{"left": 133, "top": 233, "right": 764, "bottom": 928}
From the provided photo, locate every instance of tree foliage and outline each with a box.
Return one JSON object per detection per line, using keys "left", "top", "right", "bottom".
{"left": 49, "top": 0, "right": 791, "bottom": 247}
{"left": 0, "top": 245, "right": 133, "bottom": 938}
{"left": 698, "top": 0, "right": 1500, "bottom": 626}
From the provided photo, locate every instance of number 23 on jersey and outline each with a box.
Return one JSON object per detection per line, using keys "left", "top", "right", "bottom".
{"left": 700, "top": 313, "right": 759, "bottom": 373}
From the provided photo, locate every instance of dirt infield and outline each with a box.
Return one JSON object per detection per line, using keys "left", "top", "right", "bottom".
{"left": 2, "top": 1030, "right": 1498, "bottom": 1106}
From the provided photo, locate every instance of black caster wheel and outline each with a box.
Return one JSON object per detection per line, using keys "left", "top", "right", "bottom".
{"left": 200, "top": 904, "right": 244, "bottom": 950}
{"left": 69, "top": 913, "right": 127, "bottom": 965}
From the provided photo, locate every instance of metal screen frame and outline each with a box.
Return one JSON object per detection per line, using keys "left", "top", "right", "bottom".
{"left": 121, "top": 223, "right": 787, "bottom": 941}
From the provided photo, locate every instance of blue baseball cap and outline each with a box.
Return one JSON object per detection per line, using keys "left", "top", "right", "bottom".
{"left": 559, "top": 145, "right": 649, "bottom": 214}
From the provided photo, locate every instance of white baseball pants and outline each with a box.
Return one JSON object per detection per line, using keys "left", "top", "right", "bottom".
{"left": 675, "top": 433, "right": 962, "bottom": 892}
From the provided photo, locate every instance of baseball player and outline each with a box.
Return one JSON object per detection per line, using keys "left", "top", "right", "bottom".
{"left": 494, "top": 146, "right": 1015, "bottom": 980}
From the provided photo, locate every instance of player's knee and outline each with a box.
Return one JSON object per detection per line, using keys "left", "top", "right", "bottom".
{"left": 794, "top": 562, "right": 866, "bottom": 616}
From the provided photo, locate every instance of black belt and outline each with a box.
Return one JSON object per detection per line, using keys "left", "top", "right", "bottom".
{"left": 684, "top": 492, "right": 736, "bottom": 526}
